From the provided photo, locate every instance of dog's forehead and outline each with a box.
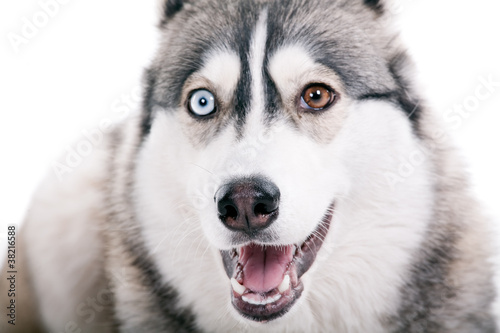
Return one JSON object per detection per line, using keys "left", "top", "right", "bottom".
{"left": 151, "top": 0, "right": 395, "bottom": 112}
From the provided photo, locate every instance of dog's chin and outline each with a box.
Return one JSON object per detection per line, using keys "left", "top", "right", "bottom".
{"left": 220, "top": 203, "right": 334, "bottom": 322}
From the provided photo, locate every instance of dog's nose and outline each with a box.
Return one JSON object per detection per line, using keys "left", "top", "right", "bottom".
{"left": 215, "top": 176, "right": 280, "bottom": 234}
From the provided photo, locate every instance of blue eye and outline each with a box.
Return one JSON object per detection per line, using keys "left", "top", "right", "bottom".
{"left": 188, "top": 89, "right": 216, "bottom": 117}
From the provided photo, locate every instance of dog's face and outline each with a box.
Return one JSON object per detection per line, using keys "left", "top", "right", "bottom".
{"left": 135, "top": 0, "right": 430, "bottom": 326}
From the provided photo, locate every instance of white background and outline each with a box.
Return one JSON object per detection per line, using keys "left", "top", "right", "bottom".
{"left": 0, "top": 0, "right": 499, "bottom": 298}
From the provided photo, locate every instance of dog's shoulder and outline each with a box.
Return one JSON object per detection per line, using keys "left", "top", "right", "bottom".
{"left": 11, "top": 120, "right": 131, "bottom": 332}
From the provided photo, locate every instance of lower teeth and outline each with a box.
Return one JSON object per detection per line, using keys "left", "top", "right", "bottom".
{"left": 242, "top": 293, "right": 282, "bottom": 306}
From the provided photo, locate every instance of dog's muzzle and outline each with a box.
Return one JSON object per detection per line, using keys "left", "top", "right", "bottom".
{"left": 215, "top": 176, "right": 334, "bottom": 322}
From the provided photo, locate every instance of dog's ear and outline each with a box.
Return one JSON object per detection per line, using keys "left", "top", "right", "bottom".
{"left": 363, "top": 0, "right": 384, "bottom": 14}
{"left": 158, "top": 0, "right": 192, "bottom": 24}
{"left": 162, "top": 0, "right": 184, "bottom": 19}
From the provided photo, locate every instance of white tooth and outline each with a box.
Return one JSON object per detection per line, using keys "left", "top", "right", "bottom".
{"left": 278, "top": 275, "right": 290, "bottom": 293}
{"left": 241, "top": 293, "right": 282, "bottom": 305}
{"left": 270, "top": 294, "right": 282, "bottom": 304}
{"left": 242, "top": 295, "right": 260, "bottom": 305}
{"left": 231, "top": 278, "right": 246, "bottom": 295}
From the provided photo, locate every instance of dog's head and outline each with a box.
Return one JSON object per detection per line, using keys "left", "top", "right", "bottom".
{"left": 135, "top": 0, "right": 428, "bottom": 325}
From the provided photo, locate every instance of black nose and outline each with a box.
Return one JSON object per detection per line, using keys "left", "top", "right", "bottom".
{"left": 215, "top": 176, "right": 280, "bottom": 234}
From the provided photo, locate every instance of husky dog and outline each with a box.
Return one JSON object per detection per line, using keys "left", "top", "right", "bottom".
{"left": 2, "top": 0, "right": 498, "bottom": 332}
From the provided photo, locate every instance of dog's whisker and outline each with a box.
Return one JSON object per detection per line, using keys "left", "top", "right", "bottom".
{"left": 188, "top": 163, "right": 218, "bottom": 178}
{"left": 171, "top": 226, "right": 204, "bottom": 260}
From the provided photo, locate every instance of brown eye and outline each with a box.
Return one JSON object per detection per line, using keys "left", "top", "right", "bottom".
{"left": 300, "top": 84, "right": 336, "bottom": 111}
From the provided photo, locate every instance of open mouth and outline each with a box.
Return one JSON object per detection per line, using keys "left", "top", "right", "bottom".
{"left": 220, "top": 203, "right": 334, "bottom": 322}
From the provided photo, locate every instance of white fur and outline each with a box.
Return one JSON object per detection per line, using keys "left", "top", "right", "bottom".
{"left": 244, "top": 9, "right": 268, "bottom": 133}
{"left": 200, "top": 49, "right": 241, "bottom": 99}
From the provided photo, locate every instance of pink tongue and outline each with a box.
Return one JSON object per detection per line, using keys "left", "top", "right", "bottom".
{"left": 241, "top": 244, "right": 294, "bottom": 293}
